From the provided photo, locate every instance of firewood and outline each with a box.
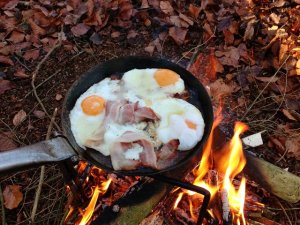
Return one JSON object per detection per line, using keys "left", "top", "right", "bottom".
{"left": 245, "top": 152, "right": 300, "bottom": 203}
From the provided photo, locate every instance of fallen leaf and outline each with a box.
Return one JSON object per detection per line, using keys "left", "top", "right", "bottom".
{"left": 282, "top": 109, "right": 297, "bottom": 121}
{"left": 141, "top": 0, "right": 149, "bottom": 9}
{"left": 286, "top": 137, "right": 300, "bottom": 160}
{"left": 0, "top": 79, "right": 14, "bottom": 94}
{"left": 279, "top": 43, "right": 289, "bottom": 64}
{"left": 243, "top": 19, "right": 255, "bottom": 41}
{"left": 55, "top": 93, "right": 63, "bottom": 101}
{"left": 269, "top": 136, "right": 286, "bottom": 154}
{"left": 215, "top": 47, "right": 240, "bottom": 67}
{"left": 188, "top": 49, "right": 224, "bottom": 83}
{"left": 270, "top": 0, "right": 286, "bottom": 8}
{"left": 28, "top": 18, "right": 46, "bottom": 36}
{"left": 188, "top": 4, "right": 201, "bottom": 18}
{"left": 223, "top": 29, "right": 234, "bottom": 45}
{"left": 71, "top": 23, "right": 90, "bottom": 37}
{"left": 13, "top": 110, "right": 26, "bottom": 126}
{"left": 3, "top": 185, "right": 23, "bottom": 209}
{"left": 145, "top": 45, "right": 155, "bottom": 55}
{"left": 119, "top": 0, "right": 133, "bottom": 20}
{"left": 0, "top": 55, "right": 14, "bottom": 65}
{"left": 14, "top": 68, "right": 29, "bottom": 78}
{"left": 168, "top": 27, "right": 187, "bottom": 45}
{"left": 148, "top": 0, "right": 159, "bottom": 9}
{"left": 7, "top": 31, "right": 25, "bottom": 44}
{"left": 0, "top": 132, "right": 17, "bottom": 151}
{"left": 270, "top": 13, "right": 280, "bottom": 24}
{"left": 254, "top": 76, "right": 279, "bottom": 82}
{"left": 111, "top": 31, "right": 120, "bottom": 38}
{"left": 127, "top": 30, "right": 138, "bottom": 39}
{"left": 209, "top": 78, "right": 240, "bottom": 99}
{"left": 33, "top": 110, "right": 45, "bottom": 119}
{"left": 23, "top": 49, "right": 40, "bottom": 61}
{"left": 160, "top": 1, "right": 173, "bottom": 15}
{"left": 89, "top": 32, "right": 101, "bottom": 45}
{"left": 3, "top": 0, "right": 19, "bottom": 10}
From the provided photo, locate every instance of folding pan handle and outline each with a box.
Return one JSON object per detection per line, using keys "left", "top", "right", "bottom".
{"left": 0, "top": 137, "right": 77, "bottom": 175}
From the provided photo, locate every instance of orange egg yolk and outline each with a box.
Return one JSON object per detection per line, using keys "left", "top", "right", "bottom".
{"left": 81, "top": 95, "right": 105, "bottom": 115}
{"left": 154, "top": 69, "right": 179, "bottom": 87}
{"left": 185, "top": 120, "right": 197, "bottom": 130}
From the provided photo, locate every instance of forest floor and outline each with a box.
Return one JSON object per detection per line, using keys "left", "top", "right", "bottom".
{"left": 0, "top": 0, "right": 299, "bottom": 224}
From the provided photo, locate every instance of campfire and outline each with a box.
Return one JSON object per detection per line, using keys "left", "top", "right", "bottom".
{"left": 65, "top": 109, "right": 266, "bottom": 225}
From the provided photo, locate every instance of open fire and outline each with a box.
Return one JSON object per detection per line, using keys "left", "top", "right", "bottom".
{"left": 172, "top": 111, "right": 250, "bottom": 224}
{"left": 66, "top": 109, "right": 265, "bottom": 225}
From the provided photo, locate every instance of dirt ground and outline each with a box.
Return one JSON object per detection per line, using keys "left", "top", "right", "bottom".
{"left": 1, "top": 0, "right": 300, "bottom": 224}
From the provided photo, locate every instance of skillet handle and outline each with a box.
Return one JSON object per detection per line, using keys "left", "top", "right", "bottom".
{"left": 0, "top": 137, "right": 77, "bottom": 175}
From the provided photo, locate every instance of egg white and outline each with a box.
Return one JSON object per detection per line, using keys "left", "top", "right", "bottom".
{"left": 122, "top": 68, "right": 185, "bottom": 106}
{"left": 70, "top": 78, "right": 121, "bottom": 149}
{"left": 151, "top": 98, "right": 205, "bottom": 150}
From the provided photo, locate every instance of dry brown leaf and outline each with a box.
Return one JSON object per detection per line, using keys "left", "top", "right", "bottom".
{"left": 7, "top": 31, "right": 25, "bottom": 44}
{"left": 243, "top": 19, "right": 255, "bottom": 41}
{"left": 270, "top": 13, "right": 280, "bottom": 24}
{"left": 141, "top": 0, "right": 149, "bottom": 9}
{"left": 127, "top": 30, "right": 138, "bottom": 39}
{"left": 55, "top": 93, "right": 63, "bottom": 101}
{"left": 0, "top": 79, "right": 14, "bottom": 94}
{"left": 23, "top": 49, "right": 40, "bottom": 61}
{"left": 28, "top": 18, "right": 46, "bottom": 36}
{"left": 111, "top": 31, "right": 120, "bottom": 38}
{"left": 0, "top": 132, "right": 17, "bottom": 151}
{"left": 270, "top": 0, "right": 286, "bottom": 8}
{"left": 3, "top": 185, "right": 23, "bottom": 209}
{"left": 223, "top": 29, "right": 234, "bottom": 45}
{"left": 71, "top": 23, "right": 90, "bottom": 37}
{"left": 254, "top": 76, "right": 279, "bottom": 82}
{"left": 216, "top": 47, "right": 240, "bottom": 67}
{"left": 189, "top": 49, "right": 224, "bottom": 83}
{"left": 13, "top": 110, "right": 26, "bottom": 126}
{"left": 286, "top": 137, "right": 300, "bottom": 160}
{"left": 14, "top": 68, "right": 29, "bottom": 78}
{"left": 3, "top": 0, "right": 18, "bottom": 10}
{"left": 89, "top": 32, "right": 101, "bottom": 45}
{"left": 282, "top": 109, "right": 297, "bottom": 121}
{"left": 179, "top": 13, "right": 193, "bottom": 26}
{"left": 279, "top": 43, "right": 289, "bottom": 64}
{"left": 0, "top": 55, "right": 14, "bottom": 65}
{"left": 33, "top": 110, "right": 45, "bottom": 119}
{"left": 188, "top": 4, "right": 201, "bottom": 18}
{"left": 145, "top": 45, "right": 155, "bottom": 55}
{"left": 209, "top": 79, "right": 240, "bottom": 99}
{"left": 168, "top": 27, "right": 187, "bottom": 45}
{"left": 148, "top": 0, "right": 160, "bottom": 9}
{"left": 160, "top": 1, "right": 173, "bottom": 15}
{"left": 119, "top": 0, "right": 133, "bottom": 20}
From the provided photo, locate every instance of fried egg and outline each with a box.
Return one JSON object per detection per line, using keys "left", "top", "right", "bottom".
{"left": 122, "top": 68, "right": 185, "bottom": 106}
{"left": 70, "top": 78, "right": 121, "bottom": 149}
{"left": 151, "top": 98, "right": 205, "bottom": 150}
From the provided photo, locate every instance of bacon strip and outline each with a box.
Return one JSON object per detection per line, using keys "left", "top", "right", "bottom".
{"left": 156, "top": 139, "right": 180, "bottom": 170}
{"left": 110, "top": 131, "right": 157, "bottom": 170}
{"left": 105, "top": 100, "right": 159, "bottom": 124}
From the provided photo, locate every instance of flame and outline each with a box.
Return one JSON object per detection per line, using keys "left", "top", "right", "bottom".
{"left": 173, "top": 111, "right": 249, "bottom": 224}
{"left": 77, "top": 178, "right": 112, "bottom": 225}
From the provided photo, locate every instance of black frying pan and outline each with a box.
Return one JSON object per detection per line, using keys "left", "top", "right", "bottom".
{"left": 0, "top": 56, "right": 214, "bottom": 176}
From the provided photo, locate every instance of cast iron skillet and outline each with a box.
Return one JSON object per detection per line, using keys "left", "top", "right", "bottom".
{"left": 0, "top": 56, "right": 214, "bottom": 176}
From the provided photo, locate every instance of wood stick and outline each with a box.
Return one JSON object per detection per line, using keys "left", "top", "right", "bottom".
{"left": 31, "top": 108, "right": 58, "bottom": 223}
{"left": 245, "top": 152, "right": 300, "bottom": 203}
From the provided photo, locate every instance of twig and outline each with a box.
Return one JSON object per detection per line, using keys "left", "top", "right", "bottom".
{"left": 31, "top": 29, "right": 62, "bottom": 132}
{"left": 276, "top": 200, "right": 292, "bottom": 225}
{"left": 0, "top": 185, "right": 6, "bottom": 225}
{"left": 31, "top": 108, "right": 58, "bottom": 223}
{"left": 25, "top": 70, "right": 61, "bottom": 98}
{"left": 241, "top": 55, "right": 291, "bottom": 120}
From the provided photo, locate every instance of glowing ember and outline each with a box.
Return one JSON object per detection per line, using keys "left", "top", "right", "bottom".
{"left": 173, "top": 111, "right": 249, "bottom": 224}
{"left": 77, "top": 178, "right": 112, "bottom": 225}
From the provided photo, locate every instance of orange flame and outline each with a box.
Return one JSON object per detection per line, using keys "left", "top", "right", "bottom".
{"left": 173, "top": 110, "right": 249, "bottom": 224}
{"left": 77, "top": 178, "right": 112, "bottom": 225}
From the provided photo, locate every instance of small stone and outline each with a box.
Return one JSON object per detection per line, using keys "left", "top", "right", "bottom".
{"left": 55, "top": 94, "right": 63, "bottom": 101}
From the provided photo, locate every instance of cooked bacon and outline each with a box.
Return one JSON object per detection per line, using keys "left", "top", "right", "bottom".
{"left": 156, "top": 139, "right": 180, "bottom": 170}
{"left": 110, "top": 131, "right": 157, "bottom": 170}
{"left": 134, "top": 107, "right": 159, "bottom": 122}
{"left": 105, "top": 100, "right": 159, "bottom": 124}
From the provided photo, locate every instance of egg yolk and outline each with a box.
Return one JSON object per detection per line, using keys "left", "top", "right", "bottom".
{"left": 154, "top": 69, "right": 179, "bottom": 87}
{"left": 185, "top": 120, "right": 197, "bottom": 130}
{"left": 81, "top": 95, "right": 105, "bottom": 115}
